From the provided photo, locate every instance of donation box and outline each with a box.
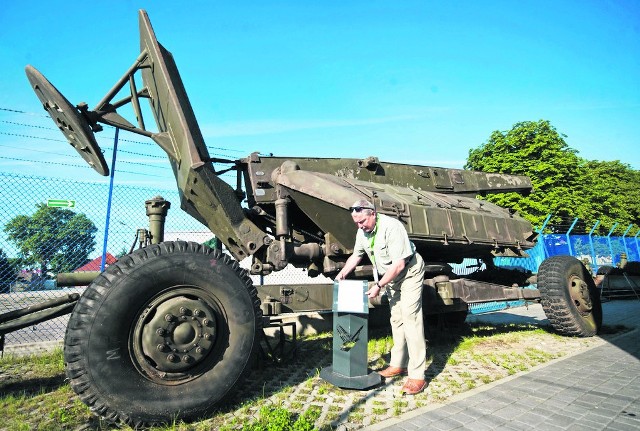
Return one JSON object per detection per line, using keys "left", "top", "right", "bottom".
{"left": 320, "top": 280, "right": 381, "bottom": 389}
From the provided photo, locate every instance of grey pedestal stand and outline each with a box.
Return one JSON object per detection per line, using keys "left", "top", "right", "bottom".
{"left": 320, "top": 281, "right": 381, "bottom": 389}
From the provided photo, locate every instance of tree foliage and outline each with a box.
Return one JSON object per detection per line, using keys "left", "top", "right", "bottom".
{"left": 580, "top": 160, "right": 640, "bottom": 233}
{"left": 3, "top": 203, "right": 97, "bottom": 274}
{"left": 465, "top": 120, "right": 640, "bottom": 234}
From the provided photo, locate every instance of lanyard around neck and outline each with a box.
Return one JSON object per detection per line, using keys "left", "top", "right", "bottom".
{"left": 368, "top": 215, "right": 378, "bottom": 252}
{"left": 368, "top": 215, "right": 379, "bottom": 283}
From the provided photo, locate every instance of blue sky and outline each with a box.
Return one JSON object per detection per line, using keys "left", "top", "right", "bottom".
{"left": 1, "top": 0, "right": 638, "bottom": 190}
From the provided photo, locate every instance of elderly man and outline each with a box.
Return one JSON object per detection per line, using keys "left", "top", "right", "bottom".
{"left": 335, "top": 199, "right": 427, "bottom": 394}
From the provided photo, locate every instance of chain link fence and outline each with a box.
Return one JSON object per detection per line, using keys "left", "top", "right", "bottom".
{"left": 0, "top": 172, "right": 208, "bottom": 350}
{"left": 0, "top": 172, "right": 334, "bottom": 353}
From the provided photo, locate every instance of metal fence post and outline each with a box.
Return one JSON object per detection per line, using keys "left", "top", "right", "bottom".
{"left": 607, "top": 223, "right": 619, "bottom": 267}
{"left": 622, "top": 224, "right": 633, "bottom": 259}
{"left": 101, "top": 128, "right": 120, "bottom": 271}
{"left": 588, "top": 220, "right": 600, "bottom": 272}
{"left": 566, "top": 217, "right": 578, "bottom": 257}
{"left": 537, "top": 214, "right": 551, "bottom": 260}
{"left": 536, "top": 214, "right": 552, "bottom": 260}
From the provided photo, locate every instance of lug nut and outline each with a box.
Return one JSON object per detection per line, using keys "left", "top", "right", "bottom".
{"left": 164, "top": 314, "right": 175, "bottom": 322}
{"left": 179, "top": 307, "right": 188, "bottom": 315}
{"left": 157, "top": 344, "right": 169, "bottom": 352}
{"left": 182, "top": 355, "right": 192, "bottom": 363}
{"left": 167, "top": 354, "right": 178, "bottom": 362}
{"left": 156, "top": 328, "right": 166, "bottom": 336}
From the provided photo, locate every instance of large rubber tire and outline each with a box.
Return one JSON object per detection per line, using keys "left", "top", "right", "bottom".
{"left": 538, "top": 255, "right": 602, "bottom": 337}
{"left": 64, "top": 241, "right": 261, "bottom": 427}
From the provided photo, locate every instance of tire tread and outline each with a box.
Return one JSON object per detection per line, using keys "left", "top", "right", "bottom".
{"left": 63, "top": 241, "right": 261, "bottom": 427}
{"left": 538, "top": 255, "right": 601, "bottom": 337}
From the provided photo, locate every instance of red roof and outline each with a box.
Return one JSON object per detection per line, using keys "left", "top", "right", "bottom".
{"left": 74, "top": 253, "right": 117, "bottom": 272}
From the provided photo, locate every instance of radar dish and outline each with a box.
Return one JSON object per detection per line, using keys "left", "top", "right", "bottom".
{"left": 25, "top": 65, "right": 109, "bottom": 176}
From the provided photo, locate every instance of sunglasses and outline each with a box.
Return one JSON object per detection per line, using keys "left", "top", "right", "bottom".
{"left": 349, "top": 206, "right": 374, "bottom": 212}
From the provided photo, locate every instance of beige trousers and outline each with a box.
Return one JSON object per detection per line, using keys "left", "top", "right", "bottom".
{"left": 385, "top": 253, "right": 426, "bottom": 380}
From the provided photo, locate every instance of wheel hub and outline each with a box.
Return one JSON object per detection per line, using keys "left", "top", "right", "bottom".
{"left": 569, "top": 276, "right": 593, "bottom": 314}
{"left": 140, "top": 295, "right": 216, "bottom": 372}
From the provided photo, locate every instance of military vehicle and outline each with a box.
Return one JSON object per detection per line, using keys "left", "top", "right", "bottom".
{"left": 22, "top": 10, "right": 601, "bottom": 427}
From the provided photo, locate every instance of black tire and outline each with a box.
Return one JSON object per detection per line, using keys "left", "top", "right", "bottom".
{"left": 538, "top": 255, "right": 602, "bottom": 337}
{"left": 64, "top": 241, "right": 261, "bottom": 427}
{"left": 596, "top": 265, "right": 614, "bottom": 275}
{"left": 623, "top": 261, "right": 640, "bottom": 275}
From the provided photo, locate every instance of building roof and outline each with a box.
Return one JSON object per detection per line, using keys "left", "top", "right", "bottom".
{"left": 74, "top": 253, "right": 117, "bottom": 272}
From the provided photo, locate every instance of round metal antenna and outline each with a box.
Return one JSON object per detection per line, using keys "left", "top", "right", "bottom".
{"left": 25, "top": 65, "right": 109, "bottom": 176}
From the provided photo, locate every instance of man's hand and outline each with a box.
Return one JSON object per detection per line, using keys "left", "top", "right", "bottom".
{"left": 335, "top": 254, "right": 362, "bottom": 282}
{"left": 366, "top": 282, "right": 381, "bottom": 298}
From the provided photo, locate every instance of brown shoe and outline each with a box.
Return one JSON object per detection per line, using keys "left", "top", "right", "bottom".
{"left": 378, "top": 366, "right": 407, "bottom": 378}
{"left": 401, "top": 378, "right": 426, "bottom": 395}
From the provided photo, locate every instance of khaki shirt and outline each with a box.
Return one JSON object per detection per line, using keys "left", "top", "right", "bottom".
{"left": 353, "top": 213, "right": 415, "bottom": 276}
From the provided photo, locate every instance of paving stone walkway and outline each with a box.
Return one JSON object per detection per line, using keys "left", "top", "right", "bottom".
{"left": 365, "top": 300, "right": 640, "bottom": 431}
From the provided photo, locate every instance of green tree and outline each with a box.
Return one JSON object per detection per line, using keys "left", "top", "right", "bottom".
{"left": 465, "top": 120, "right": 640, "bottom": 234}
{"left": 4, "top": 203, "right": 97, "bottom": 275}
{"left": 580, "top": 160, "right": 640, "bottom": 232}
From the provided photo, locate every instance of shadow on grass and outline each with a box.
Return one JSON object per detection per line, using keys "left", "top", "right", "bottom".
{"left": 0, "top": 371, "right": 120, "bottom": 430}
{"left": 0, "top": 373, "right": 66, "bottom": 397}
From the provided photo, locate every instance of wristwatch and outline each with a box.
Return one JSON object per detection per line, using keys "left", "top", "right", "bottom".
{"left": 375, "top": 282, "right": 382, "bottom": 289}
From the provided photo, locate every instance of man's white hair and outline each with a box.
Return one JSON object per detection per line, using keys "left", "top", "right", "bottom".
{"left": 350, "top": 199, "right": 375, "bottom": 215}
